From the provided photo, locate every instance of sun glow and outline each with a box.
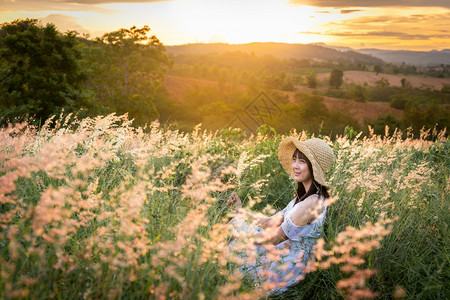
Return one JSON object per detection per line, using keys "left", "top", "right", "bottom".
{"left": 101, "top": 0, "right": 325, "bottom": 44}
{"left": 1, "top": 0, "right": 449, "bottom": 49}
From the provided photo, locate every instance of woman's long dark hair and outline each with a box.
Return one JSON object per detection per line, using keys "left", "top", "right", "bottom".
{"left": 294, "top": 149, "right": 330, "bottom": 203}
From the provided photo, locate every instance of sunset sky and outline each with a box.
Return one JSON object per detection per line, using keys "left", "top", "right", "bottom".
{"left": 1, "top": 0, "right": 450, "bottom": 51}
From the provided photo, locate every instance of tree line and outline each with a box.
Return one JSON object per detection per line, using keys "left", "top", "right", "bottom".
{"left": 0, "top": 19, "right": 170, "bottom": 126}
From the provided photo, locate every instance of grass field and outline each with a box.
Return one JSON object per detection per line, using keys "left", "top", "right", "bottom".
{"left": 0, "top": 114, "right": 448, "bottom": 299}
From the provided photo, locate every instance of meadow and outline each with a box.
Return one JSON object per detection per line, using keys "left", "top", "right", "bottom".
{"left": 0, "top": 114, "right": 448, "bottom": 299}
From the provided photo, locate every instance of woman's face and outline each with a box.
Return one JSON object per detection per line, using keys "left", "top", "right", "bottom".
{"left": 292, "top": 151, "right": 312, "bottom": 183}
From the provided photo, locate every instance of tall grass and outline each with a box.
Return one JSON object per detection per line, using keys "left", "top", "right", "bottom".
{"left": 0, "top": 114, "right": 448, "bottom": 299}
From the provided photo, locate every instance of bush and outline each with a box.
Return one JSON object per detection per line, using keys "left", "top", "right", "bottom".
{"left": 347, "top": 83, "right": 367, "bottom": 102}
{"left": 390, "top": 94, "right": 410, "bottom": 109}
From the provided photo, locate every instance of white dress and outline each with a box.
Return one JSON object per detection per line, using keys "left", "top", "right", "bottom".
{"left": 229, "top": 194, "right": 327, "bottom": 294}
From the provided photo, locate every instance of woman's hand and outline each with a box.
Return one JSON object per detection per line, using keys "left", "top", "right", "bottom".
{"left": 226, "top": 193, "right": 242, "bottom": 211}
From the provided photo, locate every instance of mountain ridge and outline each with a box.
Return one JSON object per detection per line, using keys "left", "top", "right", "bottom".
{"left": 165, "top": 42, "right": 383, "bottom": 65}
{"left": 165, "top": 42, "right": 450, "bottom": 66}
{"left": 356, "top": 48, "right": 450, "bottom": 66}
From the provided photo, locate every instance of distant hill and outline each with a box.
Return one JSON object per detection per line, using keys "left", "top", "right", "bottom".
{"left": 165, "top": 42, "right": 384, "bottom": 65}
{"left": 356, "top": 49, "right": 450, "bottom": 66}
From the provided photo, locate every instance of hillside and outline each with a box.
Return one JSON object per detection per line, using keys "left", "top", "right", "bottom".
{"left": 317, "top": 71, "right": 450, "bottom": 90}
{"left": 357, "top": 49, "right": 450, "bottom": 66}
{"left": 166, "top": 42, "right": 384, "bottom": 65}
{"left": 163, "top": 74, "right": 401, "bottom": 126}
{"left": 282, "top": 89, "right": 402, "bottom": 126}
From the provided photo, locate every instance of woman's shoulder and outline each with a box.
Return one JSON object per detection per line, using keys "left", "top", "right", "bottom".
{"left": 301, "top": 195, "right": 323, "bottom": 213}
{"left": 309, "top": 193, "right": 325, "bottom": 202}
{"left": 288, "top": 195, "right": 324, "bottom": 227}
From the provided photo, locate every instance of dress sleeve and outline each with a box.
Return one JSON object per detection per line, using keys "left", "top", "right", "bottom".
{"left": 281, "top": 215, "right": 312, "bottom": 241}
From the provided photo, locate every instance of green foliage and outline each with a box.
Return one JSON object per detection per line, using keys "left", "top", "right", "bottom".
{"left": 343, "top": 125, "right": 358, "bottom": 139}
{"left": 373, "top": 65, "right": 382, "bottom": 75}
{"left": 383, "top": 62, "right": 450, "bottom": 78}
{"left": 171, "top": 84, "right": 252, "bottom": 131}
{"left": 329, "top": 68, "right": 344, "bottom": 89}
{"left": 375, "top": 77, "right": 390, "bottom": 88}
{"left": 367, "top": 84, "right": 396, "bottom": 102}
{"left": 271, "top": 92, "right": 360, "bottom": 136}
{"left": 306, "top": 72, "right": 317, "bottom": 89}
{"left": 347, "top": 83, "right": 367, "bottom": 102}
{"left": 265, "top": 71, "right": 295, "bottom": 91}
{"left": 0, "top": 19, "right": 92, "bottom": 123}
{"left": 441, "top": 84, "right": 450, "bottom": 94}
{"left": 390, "top": 94, "right": 410, "bottom": 109}
{"left": 82, "top": 25, "right": 171, "bottom": 126}
{"left": 400, "top": 78, "right": 412, "bottom": 89}
{"left": 366, "top": 114, "right": 404, "bottom": 136}
{"left": 403, "top": 102, "right": 450, "bottom": 136}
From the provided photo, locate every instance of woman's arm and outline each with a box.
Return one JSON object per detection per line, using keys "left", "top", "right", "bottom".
{"left": 227, "top": 193, "right": 284, "bottom": 229}
{"left": 253, "top": 211, "right": 284, "bottom": 229}
{"left": 254, "top": 195, "right": 323, "bottom": 245}
{"left": 253, "top": 225, "right": 288, "bottom": 245}
{"left": 289, "top": 195, "right": 323, "bottom": 226}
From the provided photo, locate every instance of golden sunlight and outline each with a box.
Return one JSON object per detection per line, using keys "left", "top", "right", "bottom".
{"left": 102, "top": 1, "right": 327, "bottom": 44}
{"left": 1, "top": 0, "right": 449, "bottom": 49}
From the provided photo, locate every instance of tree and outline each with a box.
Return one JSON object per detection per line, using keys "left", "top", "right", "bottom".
{"left": 375, "top": 77, "right": 390, "bottom": 88}
{"left": 374, "top": 65, "right": 382, "bottom": 75}
{"left": 329, "top": 68, "right": 344, "bottom": 89}
{"left": 0, "top": 19, "right": 91, "bottom": 123}
{"left": 306, "top": 72, "right": 317, "bottom": 89}
{"left": 400, "top": 78, "right": 412, "bottom": 89}
{"left": 84, "top": 25, "right": 171, "bottom": 125}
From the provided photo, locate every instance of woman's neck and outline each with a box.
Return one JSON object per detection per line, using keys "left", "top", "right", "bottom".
{"left": 302, "top": 179, "right": 312, "bottom": 193}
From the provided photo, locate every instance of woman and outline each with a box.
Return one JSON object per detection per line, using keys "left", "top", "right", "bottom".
{"left": 227, "top": 137, "right": 335, "bottom": 294}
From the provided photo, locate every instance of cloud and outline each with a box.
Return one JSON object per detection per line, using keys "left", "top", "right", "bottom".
{"left": 340, "top": 9, "right": 362, "bottom": 14}
{"left": 39, "top": 14, "right": 90, "bottom": 34}
{"left": 299, "top": 30, "right": 450, "bottom": 40}
{"left": 329, "top": 11, "right": 450, "bottom": 27}
{"left": 289, "top": 0, "right": 450, "bottom": 8}
{"left": 0, "top": 0, "right": 110, "bottom": 13}
{"left": 0, "top": 0, "right": 171, "bottom": 12}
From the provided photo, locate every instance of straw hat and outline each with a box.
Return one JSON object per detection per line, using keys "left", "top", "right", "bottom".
{"left": 278, "top": 137, "right": 335, "bottom": 186}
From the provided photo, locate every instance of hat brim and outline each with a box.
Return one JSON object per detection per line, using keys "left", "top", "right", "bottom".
{"left": 278, "top": 137, "right": 328, "bottom": 187}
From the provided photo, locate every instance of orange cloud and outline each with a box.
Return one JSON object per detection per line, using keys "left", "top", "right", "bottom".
{"left": 340, "top": 9, "right": 362, "bottom": 14}
{"left": 289, "top": 0, "right": 450, "bottom": 8}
